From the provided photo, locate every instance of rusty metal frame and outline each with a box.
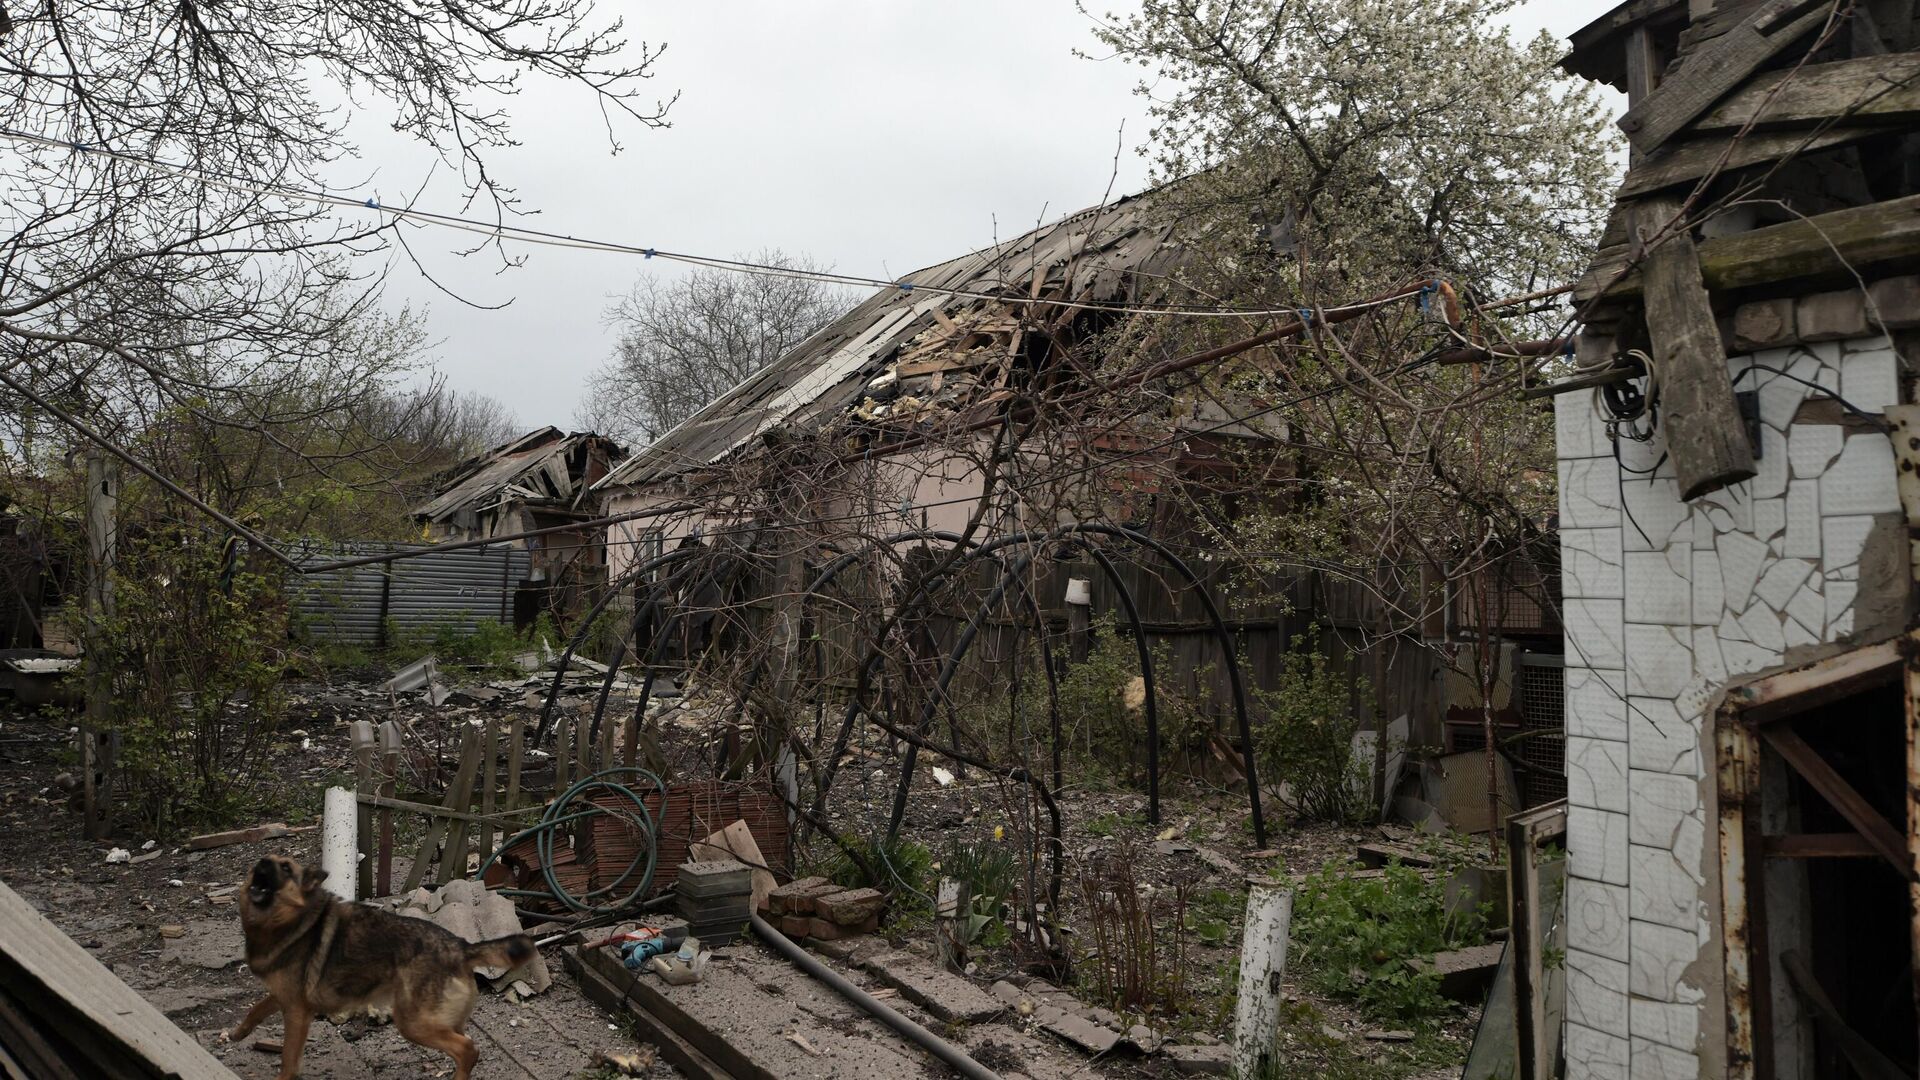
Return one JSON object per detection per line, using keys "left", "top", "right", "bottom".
{"left": 1716, "top": 633, "right": 1915, "bottom": 1080}
{"left": 1506, "top": 798, "right": 1567, "bottom": 1080}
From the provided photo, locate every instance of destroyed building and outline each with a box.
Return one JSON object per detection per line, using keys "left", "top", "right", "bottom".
{"left": 413, "top": 427, "right": 627, "bottom": 612}
{"left": 1556, "top": 1, "right": 1920, "bottom": 1077}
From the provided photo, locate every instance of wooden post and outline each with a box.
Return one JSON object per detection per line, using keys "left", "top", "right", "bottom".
{"left": 376, "top": 721, "right": 400, "bottom": 897}
{"left": 1232, "top": 881, "right": 1294, "bottom": 1080}
{"left": 479, "top": 717, "right": 498, "bottom": 862}
{"left": 81, "top": 452, "right": 117, "bottom": 841}
{"left": 934, "top": 878, "right": 964, "bottom": 973}
{"left": 1064, "top": 577, "right": 1091, "bottom": 665}
{"left": 1635, "top": 197, "right": 1757, "bottom": 500}
{"left": 349, "top": 720, "right": 375, "bottom": 900}
{"left": 504, "top": 716, "right": 524, "bottom": 811}
{"left": 404, "top": 727, "right": 480, "bottom": 892}
{"left": 556, "top": 709, "right": 572, "bottom": 790}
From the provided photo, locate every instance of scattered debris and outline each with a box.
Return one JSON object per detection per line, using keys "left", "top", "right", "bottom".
{"left": 1364, "top": 1029, "right": 1415, "bottom": 1042}
{"left": 382, "top": 655, "right": 438, "bottom": 693}
{"left": 392, "top": 878, "right": 552, "bottom": 995}
{"left": 1166, "top": 1043, "right": 1232, "bottom": 1075}
{"left": 783, "top": 1030, "right": 824, "bottom": 1056}
{"left": 1416, "top": 942, "right": 1505, "bottom": 1001}
{"left": 592, "top": 1047, "right": 658, "bottom": 1075}
{"left": 104, "top": 847, "right": 130, "bottom": 864}
{"left": 185, "top": 821, "right": 298, "bottom": 851}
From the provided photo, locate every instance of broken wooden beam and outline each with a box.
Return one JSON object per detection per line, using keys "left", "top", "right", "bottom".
{"left": 1617, "top": 0, "right": 1832, "bottom": 153}
{"left": 1577, "top": 194, "right": 1920, "bottom": 308}
{"left": 1694, "top": 52, "right": 1920, "bottom": 134}
{"left": 186, "top": 822, "right": 301, "bottom": 851}
{"left": 1634, "top": 197, "right": 1757, "bottom": 499}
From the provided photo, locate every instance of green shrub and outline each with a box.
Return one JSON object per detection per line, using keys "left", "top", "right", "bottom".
{"left": 96, "top": 537, "right": 294, "bottom": 833}
{"left": 1253, "top": 631, "right": 1371, "bottom": 824}
{"left": 824, "top": 834, "right": 934, "bottom": 900}
{"left": 1289, "top": 860, "right": 1489, "bottom": 1026}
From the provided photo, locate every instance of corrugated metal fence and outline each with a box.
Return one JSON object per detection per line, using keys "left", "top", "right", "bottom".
{"left": 283, "top": 541, "right": 529, "bottom": 645}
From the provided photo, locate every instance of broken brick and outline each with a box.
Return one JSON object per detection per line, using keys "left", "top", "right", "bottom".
{"left": 815, "top": 887, "right": 885, "bottom": 925}
{"left": 767, "top": 876, "right": 833, "bottom": 916}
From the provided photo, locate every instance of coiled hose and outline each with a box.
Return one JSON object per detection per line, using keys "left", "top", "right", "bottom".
{"left": 478, "top": 766, "right": 666, "bottom": 916}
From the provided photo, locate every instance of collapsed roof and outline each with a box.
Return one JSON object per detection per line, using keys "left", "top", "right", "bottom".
{"left": 413, "top": 427, "right": 627, "bottom": 526}
{"left": 596, "top": 191, "right": 1198, "bottom": 491}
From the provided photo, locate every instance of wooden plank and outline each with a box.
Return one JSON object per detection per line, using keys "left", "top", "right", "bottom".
{"left": 376, "top": 721, "right": 400, "bottom": 898}
{"left": 1579, "top": 193, "right": 1920, "bottom": 305}
{"left": 1762, "top": 832, "right": 1880, "bottom": 857}
{"left": 1729, "top": 637, "right": 1901, "bottom": 721}
{"left": 1634, "top": 197, "right": 1757, "bottom": 500}
{"left": 1618, "top": 124, "right": 1890, "bottom": 197}
{"left": 1761, "top": 726, "right": 1913, "bottom": 878}
{"left": 403, "top": 727, "right": 480, "bottom": 893}
{"left": 563, "top": 948, "right": 735, "bottom": 1080}
{"left": 355, "top": 792, "right": 538, "bottom": 826}
{"left": 556, "top": 709, "right": 572, "bottom": 790}
{"left": 440, "top": 735, "right": 482, "bottom": 886}
{"left": 1618, "top": 0, "right": 1831, "bottom": 153}
{"left": 504, "top": 716, "right": 524, "bottom": 810}
{"left": 1695, "top": 52, "right": 1920, "bottom": 132}
{"left": 1232, "top": 882, "right": 1294, "bottom": 1080}
{"left": 576, "top": 712, "right": 591, "bottom": 775}
{"left": 0, "top": 880, "right": 241, "bottom": 1078}
{"left": 480, "top": 718, "right": 498, "bottom": 860}
{"left": 577, "top": 946, "right": 775, "bottom": 1080}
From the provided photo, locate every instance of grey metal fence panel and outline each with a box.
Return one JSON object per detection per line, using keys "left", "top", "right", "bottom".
{"left": 282, "top": 541, "right": 528, "bottom": 645}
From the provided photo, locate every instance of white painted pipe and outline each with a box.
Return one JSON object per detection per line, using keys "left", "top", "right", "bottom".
{"left": 320, "top": 786, "right": 357, "bottom": 902}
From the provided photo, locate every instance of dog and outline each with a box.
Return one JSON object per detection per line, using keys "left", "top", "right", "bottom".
{"left": 225, "top": 855, "right": 533, "bottom": 1080}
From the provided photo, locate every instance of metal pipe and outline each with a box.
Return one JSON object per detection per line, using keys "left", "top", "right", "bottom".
{"left": 750, "top": 915, "right": 1004, "bottom": 1080}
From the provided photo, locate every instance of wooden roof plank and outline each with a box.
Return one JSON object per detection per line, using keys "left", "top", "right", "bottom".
{"left": 0, "top": 880, "right": 240, "bottom": 1078}
{"left": 1618, "top": 0, "right": 1831, "bottom": 153}
{"left": 1693, "top": 51, "right": 1920, "bottom": 132}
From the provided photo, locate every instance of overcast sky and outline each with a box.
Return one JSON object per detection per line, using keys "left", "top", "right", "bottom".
{"left": 348, "top": 1, "right": 1614, "bottom": 437}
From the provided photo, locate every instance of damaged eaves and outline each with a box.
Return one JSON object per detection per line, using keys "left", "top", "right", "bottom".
{"left": 415, "top": 427, "right": 628, "bottom": 529}
{"left": 595, "top": 192, "right": 1196, "bottom": 491}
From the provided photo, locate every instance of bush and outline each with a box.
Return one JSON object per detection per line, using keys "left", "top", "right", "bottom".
{"left": 96, "top": 537, "right": 294, "bottom": 833}
{"left": 1253, "top": 631, "right": 1371, "bottom": 823}
{"left": 1289, "top": 861, "right": 1489, "bottom": 1026}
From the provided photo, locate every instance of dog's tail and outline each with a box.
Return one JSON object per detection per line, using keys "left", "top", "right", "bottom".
{"left": 464, "top": 934, "right": 535, "bottom": 971}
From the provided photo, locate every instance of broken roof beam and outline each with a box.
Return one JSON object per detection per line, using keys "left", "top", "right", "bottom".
{"left": 1617, "top": 0, "right": 1833, "bottom": 153}
{"left": 1634, "top": 197, "right": 1756, "bottom": 500}
{"left": 1575, "top": 192, "right": 1920, "bottom": 305}
{"left": 1692, "top": 52, "right": 1920, "bottom": 133}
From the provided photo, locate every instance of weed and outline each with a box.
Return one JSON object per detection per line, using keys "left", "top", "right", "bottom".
{"left": 1074, "top": 837, "right": 1190, "bottom": 1018}
{"left": 942, "top": 837, "right": 1017, "bottom": 947}
{"left": 1289, "top": 860, "right": 1489, "bottom": 1027}
{"left": 1083, "top": 810, "right": 1144, "bottom": 838}
{"left": 825, "top": 834, "right": 934, "bottom": 903}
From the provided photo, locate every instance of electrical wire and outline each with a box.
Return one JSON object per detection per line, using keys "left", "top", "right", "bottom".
{"left": 0, "top": 124, "right": 1560, "bottom": 320}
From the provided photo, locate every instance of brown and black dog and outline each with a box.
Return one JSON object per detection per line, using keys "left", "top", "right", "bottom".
{"left": 225, "top": 855, "right": 533, "bottom": 1080}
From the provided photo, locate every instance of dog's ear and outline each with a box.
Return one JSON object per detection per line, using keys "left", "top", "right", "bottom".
{"left": 299, "top": 864, "right": 330, "bottom": 892}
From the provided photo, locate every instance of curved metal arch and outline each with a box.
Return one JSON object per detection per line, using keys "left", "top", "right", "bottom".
{"left": 534, "top": 544, "right": 706, "bottom": 743}
{"left": 883, "top": 524, "right": 1266, "bottom": 848}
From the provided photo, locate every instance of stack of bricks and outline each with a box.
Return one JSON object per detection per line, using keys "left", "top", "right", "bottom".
{"left": 674, "top": 860, "right": 755, "bottom": 941}
{"left": 763, "top": 876, "right": 885, "bottom": 941}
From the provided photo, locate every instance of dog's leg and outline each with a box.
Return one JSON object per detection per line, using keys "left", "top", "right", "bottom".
{"left": 397, "top": 1019, "right": 479, "bottom": 1080}
{"left": 223, "top": 994, "right": 280, "bottom": 1042}
{"left": 275, "top": 1004, "right": 312, "bottom": 1080}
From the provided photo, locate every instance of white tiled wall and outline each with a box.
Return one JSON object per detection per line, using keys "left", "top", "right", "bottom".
{"left": 1554, "top": 335, "right": 1903, "bottom": 1079}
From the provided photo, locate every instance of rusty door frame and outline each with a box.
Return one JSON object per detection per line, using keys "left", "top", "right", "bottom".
{"left": 1715, "top": 635, "right": 1913, "bottom": 1080}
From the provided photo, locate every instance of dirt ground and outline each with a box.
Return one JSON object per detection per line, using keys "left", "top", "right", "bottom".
{"left": 0, "top": 672, "right": 1481, "bottom": 1079}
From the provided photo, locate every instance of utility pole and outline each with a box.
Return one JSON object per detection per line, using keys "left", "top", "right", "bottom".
{"left": 82, "top": 450, "right": 117, "bottom": 840}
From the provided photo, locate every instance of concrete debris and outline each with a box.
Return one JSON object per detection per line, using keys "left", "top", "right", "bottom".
{"left": 862, "top": 951, "right": 1003, "bottom": 1023}
{"left": 392, "top": 878, "right": 552, "bottom": 994}
{"left": 1414, "top": 942, "right": 1504, "bottom": 1001}
{"left": 814, "top": 887, "right": 884, "bottom": 925}
{"left": 104, "top": 848, "right": 130, "bottom": 864}
{"left": 383, "top": 656, "right": 438, "bottom": 693}
{"left": 1166, "top": 1043, "right": 1232, "bottom": 1074}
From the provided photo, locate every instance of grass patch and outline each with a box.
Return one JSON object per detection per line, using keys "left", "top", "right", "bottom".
{"left": 1289, "top": 860, "right": 1490, "bottom": 1028}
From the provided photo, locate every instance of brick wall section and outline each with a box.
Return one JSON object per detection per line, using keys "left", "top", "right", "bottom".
{"left": 1555, "top": 334, "right": 1904, "bottom": 1080}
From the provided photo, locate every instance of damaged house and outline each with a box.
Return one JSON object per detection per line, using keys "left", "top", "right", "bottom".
{"left": 413, "top": 427, "right": 627, "bottom": 615}
{"left": 1555, "top": 1, "right": 1920, "bottom": 1077}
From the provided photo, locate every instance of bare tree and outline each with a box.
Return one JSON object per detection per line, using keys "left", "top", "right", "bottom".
{"left": 0, "top": 0, "right": 671, "bottom": 491}
{"left": 580, "top": 251, "right": 855, "bottom": 444}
